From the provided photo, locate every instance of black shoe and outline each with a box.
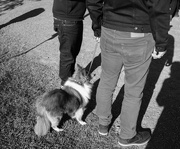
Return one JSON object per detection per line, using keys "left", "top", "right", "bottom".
{"left": 98, "top": 124, "right": 109, "bottom": 136}
{"left": 61, "top": 80, "right": 65, "bottom": 86}
{"left": 118, "top": 131, "right": 151, "bottom": 147}
{"left": 60, "top": 80, "right": 65, "bottom": 88}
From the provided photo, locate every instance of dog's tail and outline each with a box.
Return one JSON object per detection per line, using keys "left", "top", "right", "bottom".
{"left": 34, "top": 99, "right": 50, "bottom": 137}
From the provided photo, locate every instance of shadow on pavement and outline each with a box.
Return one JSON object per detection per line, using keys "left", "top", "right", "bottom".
{"left": 137, "top": 34, "right": 175, "bottom": 132}
{"left": 82, "top": 53, "right": 101, "bottom": 119}
{"left": 109, "top": 85, "right": 124, "bottom": 128}
{"left": 0, "top": 33, "right": 58, "bottom": 63}
{"left": 0, "top": 8, "right": 45, "bottom": 29}
{"left": 85, "top": 53, "right": 101, "bottom": 74}
{"left": 146, "top": 61, "right": 180, "bottom": 149}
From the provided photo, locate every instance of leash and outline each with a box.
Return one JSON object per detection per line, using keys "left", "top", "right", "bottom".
{"left": 87, "top": 41, "right": 99, "bottom": 76}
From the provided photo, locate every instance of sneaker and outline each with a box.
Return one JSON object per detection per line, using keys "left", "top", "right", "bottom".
{"left": 60, "top": 80, "right": 65, "bottom": 89}
{"left": 61, "top": 80, "right": 65, "bottom": 86}
{"left": 118, "top": 131, "right": 151, "bottom": 147}
{"left": 98, "top": 124, "right": 109, "bottom": 136}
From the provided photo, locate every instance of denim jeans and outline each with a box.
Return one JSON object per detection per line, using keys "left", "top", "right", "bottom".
{"left": 96, "top": 26, "right": 155, "bottom": 139}
{"left": 57, "top": 20, "right": 83, "bottom": 82}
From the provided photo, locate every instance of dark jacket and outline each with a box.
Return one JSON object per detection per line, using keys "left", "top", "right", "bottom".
{"left": 170, "top": 0, "right": 180, "bottom": 17}
{"left": 53, "top": 0, "right": 86, "bottom": 21}
{"left": 87, "top": 0, "right": 171, "bottom": 52}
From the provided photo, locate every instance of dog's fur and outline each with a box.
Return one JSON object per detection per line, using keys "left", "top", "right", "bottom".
{"left": 34, "top": 64, "right": 92, "bottom": 137}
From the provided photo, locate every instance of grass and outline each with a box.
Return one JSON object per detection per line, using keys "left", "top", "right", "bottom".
{"left": 1, "top": 44, "right": 179, "bottom": 149}
{"left": 0, "top": 56, "right": 126, "bottom": 149}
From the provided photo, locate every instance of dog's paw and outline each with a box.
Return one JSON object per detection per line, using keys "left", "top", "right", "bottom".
{"left": 78, "top": 121, "right": 87, "bottom": 125}
{"left": 53, "top": 127, "right": 64, "bottom": 132}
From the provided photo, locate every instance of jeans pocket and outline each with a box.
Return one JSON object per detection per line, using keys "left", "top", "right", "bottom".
{"left": 123, "top": 41, "right": 148, "bottom": 64}
{"left": 100, "top": 28, "right": 116, "bottom": 54}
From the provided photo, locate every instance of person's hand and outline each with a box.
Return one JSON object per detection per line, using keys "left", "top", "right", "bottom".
{"left": 94, "top": 36, "right": 100, "bottom": 43}
{"left": 152, "top": 47, "right": 166, "bottom": 59}
{"left": 54, "top": 26, "right": 58, "bottom": 32}
{"left": 53, "top": 19, "right": 59, "bottom": 32}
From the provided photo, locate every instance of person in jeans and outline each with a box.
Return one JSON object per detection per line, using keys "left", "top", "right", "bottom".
{"left": 53, "top": 0, "right": 86, "bottom": 86}
{"left": 87, "top": 0, "right": 171, "bottom": 147}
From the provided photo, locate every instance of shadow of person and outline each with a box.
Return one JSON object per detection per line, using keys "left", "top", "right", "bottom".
{"left": 146, "top": 62, "right": 180, "bottom": 149}
{"left": 82, "top": 53, "right": 101, "bottom": 119}
{"left": 85, "top": 53, "right": 101, "bottom": 74}
{"left": 0, "top": 8, "right": 45, "bottom": 29}
{"left": 136, "top": 34, "right": 175, "bottom": 132}
{"left": 82, "top": 79, "right": 100, "bottom": 121}
{"left": 109, "top": 85, "right": 124, "bottom": 129}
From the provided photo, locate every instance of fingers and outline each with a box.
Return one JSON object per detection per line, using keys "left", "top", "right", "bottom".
{"left": 152, "top": 47, "right": 166, "bottom": 59}
{"left": 94, "top": 37, "right": 100, "bottom": 43}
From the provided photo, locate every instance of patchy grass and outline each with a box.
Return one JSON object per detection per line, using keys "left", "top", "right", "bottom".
{"left": 0, "top": 56, "right": 126, "bottom": 149}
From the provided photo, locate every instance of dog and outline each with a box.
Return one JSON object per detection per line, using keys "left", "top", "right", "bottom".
{"left": 34, "top": 64, "right": 92, "bottom": 137}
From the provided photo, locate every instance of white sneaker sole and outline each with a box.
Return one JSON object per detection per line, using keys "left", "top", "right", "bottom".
{"left": 118, "top": 139, "right": 149, "bottom": 147}
{"left": 98, "top": 131, "right": 108, "bottom": 136}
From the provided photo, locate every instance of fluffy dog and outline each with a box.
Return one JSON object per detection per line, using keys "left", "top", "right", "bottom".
{"left": 34, "top": 64, "right": 92, "bottom": 136}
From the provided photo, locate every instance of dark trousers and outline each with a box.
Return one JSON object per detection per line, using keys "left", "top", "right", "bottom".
{"left": 57, "top": 20, "right": 83, "bottom": 82}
